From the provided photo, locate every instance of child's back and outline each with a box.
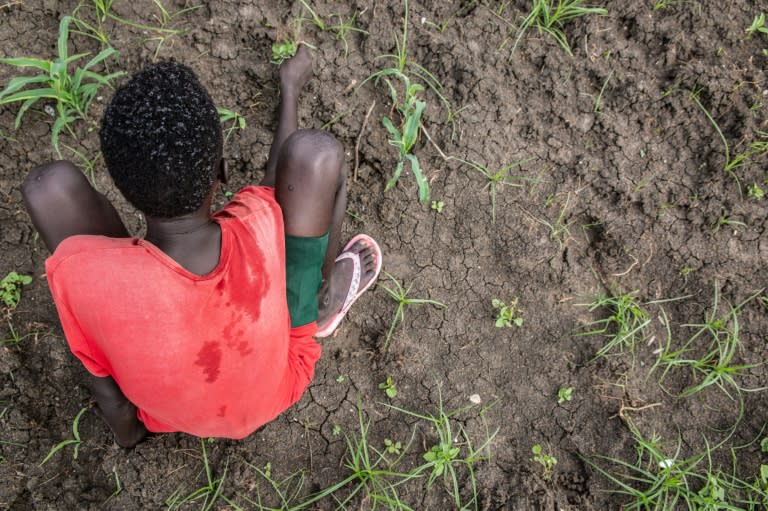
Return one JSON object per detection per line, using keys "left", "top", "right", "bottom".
{"left": 46, "top": 187, "right": 320, "bottom": 438}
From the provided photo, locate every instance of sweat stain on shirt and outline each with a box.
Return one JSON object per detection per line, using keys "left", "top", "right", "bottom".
{"left": 195, "top": 341, "right": 222, "bottom": 383}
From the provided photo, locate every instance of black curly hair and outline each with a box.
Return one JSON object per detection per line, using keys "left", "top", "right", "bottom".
{"left": 100, "top": 61, "right": 222, "bottom": 218}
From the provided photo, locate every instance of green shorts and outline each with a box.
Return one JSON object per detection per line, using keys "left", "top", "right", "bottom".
{"left": 285, "top": 233, "right": 329, "bottom": 328}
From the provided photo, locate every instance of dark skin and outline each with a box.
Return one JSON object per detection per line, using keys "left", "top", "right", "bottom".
{"left": 21, "top": 46, "right": 378, "bottom": 448}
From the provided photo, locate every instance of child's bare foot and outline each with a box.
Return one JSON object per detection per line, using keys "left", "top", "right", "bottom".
{"left": 316, "top": 236, "right": 382, "bottom": 337}
{"left": 279, "top": 44, "right": 313, "bottom": 96}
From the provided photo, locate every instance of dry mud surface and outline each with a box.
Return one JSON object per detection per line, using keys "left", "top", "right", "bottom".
{"left": 1, "top": 1, "right": 767, "bottom": 509}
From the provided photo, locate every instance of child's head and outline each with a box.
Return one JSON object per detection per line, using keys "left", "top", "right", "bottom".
{"left": 100, "top": 61, "right": 222, "bottom": 219}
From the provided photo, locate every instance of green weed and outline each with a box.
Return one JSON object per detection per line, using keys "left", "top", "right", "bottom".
{"left": 492, "top": 298, "right": 523, "bottom": 328}
{"left": 387, "top": 387, "right": 499, "bottom": 510}
{"left": 40, "top": 406, "right": 88, "bottom": 465}
{"left": 508, "top": 0, "right": 608, "bottom": 57}
{"left": 0, "top": 16, "right": 124, "bottom": 156}
{"left": 747, "top": 183, "right": 765, "bottom": 199}
{"left": 379, "top": 376, "right": 399, "bottom": 399}
{"left": 430, "top": 200, "right": 444, "bottom": 213}
{"left": 358, "top": 0, "right": 454, "bottom": 132}
{"left": 381, "top": 76, "right": 429, "bottom": 203}
{"left": 71, "top": 0, "right": 115, "bottom": 47}
{"left": 746, "top": 13, "right": 768, "bottom": 38}
{"left": 62, "top": 143, "right": 101, "bottom": 184}
{"left": 104, "top": 467, "right": 123, "bottom": 504}
{"left": 531, "top": 444, "right": 558, "bottom": 481}
{"left": 217, "top": 106, "right": 247, "bottom": 145}
{"left": 294, "top": 401, "right": 417, "bottom": 510}
{"left": 650, "top": 286, "right": 764, "bottom": 401}
{"left": 653, "top": 0, "right": 692, "bottom": 10}
{"left": 531, "top": 192, "right": 574, "bottom": 248}
{"left": 584, "top": 418, "right": 768, "bottom": 510}
{"left": 577, "top": 291, "right": 651, "bottom": 359}
{"left": 711, "top": 211, "right": 746, "bottom": 234}
{"left": 235, "top": 463, "right": 308, "bottom": 510}
{"left": 329, "top": 12, "right": 368, "bottom": 58}
{"left": 1, "top": 272, "right": 32, "bottom": 310}
{"left": 166, "top": 439, "right": 227, "bottom": 510}
{"left": 144, "top": 0, "right": 202, "bottom": 60}
{"left": 557, "top": 386, "right": 574, "bottom": 404}
{"left": 594, "top": 70, "right": 614, "bottom": 114}
{"left": 686, "top": 88, "right": 753, "bottom": 194}
{"left": 460, "top": 158, "right": 532, "bottom": 222}
{"left": 380, "top": 271, "right": 447, "bottom": 349}
{"left": 271, "top": 40, "right": 298, "bottom": 65}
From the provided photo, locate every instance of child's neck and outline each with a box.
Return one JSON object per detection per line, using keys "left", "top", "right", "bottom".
{"left": 145, "top": 210, "right": 221, "bottom": 276}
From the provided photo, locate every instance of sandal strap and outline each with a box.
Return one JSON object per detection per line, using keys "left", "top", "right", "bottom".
{"left": 334, "top": 251, "right": 362, "bottom": 315}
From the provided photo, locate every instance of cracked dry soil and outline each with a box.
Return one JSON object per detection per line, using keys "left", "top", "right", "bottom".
{"left": 1, "top": 1, "right": 767, "bottom": 509}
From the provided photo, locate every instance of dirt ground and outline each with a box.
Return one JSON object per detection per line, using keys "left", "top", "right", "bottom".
{"left": 1, "top": 0, "right": 767, "bottom": 509}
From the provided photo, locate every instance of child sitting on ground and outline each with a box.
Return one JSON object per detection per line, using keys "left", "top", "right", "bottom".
{"left": 22, "top": 46, "right": 382, "bottom": 447}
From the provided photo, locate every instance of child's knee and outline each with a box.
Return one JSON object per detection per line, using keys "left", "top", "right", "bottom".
{"left": 279, "top": 129, "right": 344, "bottom": 183}
{"left": 22, "top": 160, "right": 87, "bottom": 210}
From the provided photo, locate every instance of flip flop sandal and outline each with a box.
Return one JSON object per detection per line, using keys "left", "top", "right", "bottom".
{"left": 315, "top": 234, "right": 383, "bottom": 338}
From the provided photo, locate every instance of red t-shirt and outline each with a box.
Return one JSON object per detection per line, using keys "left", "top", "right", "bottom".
{"left": 45, "top": 186, "right": 321, "bottom": 439}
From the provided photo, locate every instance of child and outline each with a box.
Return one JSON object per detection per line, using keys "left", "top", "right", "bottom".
{"left": 21, "top": 46, "right": 382, "bottom": 447}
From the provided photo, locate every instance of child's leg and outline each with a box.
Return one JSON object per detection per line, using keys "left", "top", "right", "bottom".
{"left": 21, "top": 160, "right": 128, "bottom": 253}
{"left": 274, "top": 129, "right": 378, "bottom": 328}
{"left": 22, "top": 160, "right": 146, "bottom": 447}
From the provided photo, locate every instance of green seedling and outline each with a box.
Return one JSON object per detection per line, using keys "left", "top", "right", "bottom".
{"left": 557, "top": 386, "right": 573, "bottom": 404}
{"left": 384, "top": 438, "right": 402, "bottom": 455}
{"left": 653, "top": 0, "right": 691, "bottom": 9}
{"left": 531, "top": 444, "right": 557, "bottom": 481}
{"left": 577, "top": 291, "right": 651, "bottom": 359}
{"left": 460, "top": 158, "right": 531, "bottom": 222}
{"left": 531, "top": 192, "right": 574, "bottom": 248}
{"left": 380, "top": 271, "right": 447, "bottom": 349}
{"left": 236, "top": 462, "right": 309, "bottom": 510}
{"left": 492, "top": 298, "right": 523, "bottom": 328}
{"left": 278, "top": 401, "right": 416, "bottom": 510}
{"left": 328, "top": 12, "right": 368, "bottom": 58}
{"left": 298, "top": 0, "right": 325, "bottom": 30}
{"left": 1, "top": 272, "right": 32, "bottom": 310}
{"left": 145, "top": 0, "right": 202, "bottom": 60}
{"left": 686, "top": 88, "right": 746, "bottom": 194}
{"left": 0, "top": 128, "right": 16, "bottom": 142}
{"left": 387, "top": 386, "right": 499, "bottom": 510}
{"left": 0, "top": 16, "right": 124, "bottom": 156}
{"left": 332, "top": 425, "right": 342, "bottom": 436}
{"left": 165, "top": 439, "right": 227, "bottom": 510}
{"left": 217, "top": 107, "right": 247, "bottom": 145}
{"left": 72, "top": 0, "right": 192, "bottom": 58}
{"left": 62, "top": 143, "right": 101, "bottom": 184}
{"left": 746, "top": 13, "right": 768, "bottom": 37}
{"left": 381, "top": 76, "right": 429, "bottom": 202}
{"left": 508, "top": 0, "right": 608, "bottom": 57}
{"left": 430, "top": 200, "right": 444, "bottom": 213}
{"left": 358, "top": 0, "right": 454, "bottom": 130}
{"left": 271, "top": 40, "right": 298, "bottom": 65}
{"left": 594, "top": 70, "right": 613, "bottom": 113}
{"left": 651, "top": 286, "right": 765, "bottom": 402}
{"left": 711, "top": 211, "right": 746, "bottom": 234}
{"left": 40, "top": 406, "right": 88, "bottom": 465}
{"left": 320, "top": 109, "right": 351, "bottom": 130}
{"left": 378, "top": 376, "right": 398, "bottom": 399}
{"left": 104, "top": 467, "right": 122, "bottom": 504}
{"left": 584, "top": 417, "right": 767, "bottom": 510}
{"left": 335, "top": 374, "right": 345, "bottom": 383}
{"left": 71, "top": 0, "right": 115, "bottom": 47}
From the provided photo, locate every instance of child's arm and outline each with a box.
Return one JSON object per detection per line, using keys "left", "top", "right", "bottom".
{"left": 88, "top": 375, "right": 147, "bottom": 448}
{"left": 262, "top": 44, "right": 314, "bottom": 186}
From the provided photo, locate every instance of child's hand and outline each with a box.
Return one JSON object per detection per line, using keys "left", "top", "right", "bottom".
{"left": 279, "top": 44, "right": 313, "bottom": 96}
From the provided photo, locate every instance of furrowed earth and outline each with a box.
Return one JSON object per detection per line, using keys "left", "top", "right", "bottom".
{"left": 1, "top": 1, "right": 767, "bottom": 509}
